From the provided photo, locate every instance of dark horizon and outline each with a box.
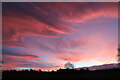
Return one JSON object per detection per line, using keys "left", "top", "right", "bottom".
{"left": 2, "top": 68, "right": 120, "bottom": 80}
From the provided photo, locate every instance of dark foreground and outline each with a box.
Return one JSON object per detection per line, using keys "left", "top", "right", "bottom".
{"left": 2, "top": 68, "right": 120, "bottom": 80}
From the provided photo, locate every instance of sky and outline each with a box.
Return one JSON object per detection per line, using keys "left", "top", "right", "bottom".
{"left": 2, "top": 2, "right": 118, "bottom": 70}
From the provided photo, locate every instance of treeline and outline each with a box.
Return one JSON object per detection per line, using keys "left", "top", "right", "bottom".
{"left": 2, "top": 68, "right": 120, "bottom": 80}
{"left": 2, "top": 68, "right": 120, "bottom": 73}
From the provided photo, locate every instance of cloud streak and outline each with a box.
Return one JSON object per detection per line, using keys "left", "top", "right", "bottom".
{"left": 3, "top": 2, "right": 117, "bottom": 41}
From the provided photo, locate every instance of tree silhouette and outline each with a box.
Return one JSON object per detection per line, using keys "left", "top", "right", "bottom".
{"left": 64, "top": 62, "right": 74, "bottom": 69}
{"left": 118, "top": 45, "right": 120, "bottom": 68}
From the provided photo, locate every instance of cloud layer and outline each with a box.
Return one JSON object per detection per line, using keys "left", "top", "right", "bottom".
{"left": 2, "top": 2, "right": 118, "bottom": 70}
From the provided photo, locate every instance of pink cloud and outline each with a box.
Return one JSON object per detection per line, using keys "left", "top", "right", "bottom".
{"left": 5, "top": 55, "right": 40, "bottom": 60}
{"left": 3, "top": 2, "right": 118, "bottom": 42}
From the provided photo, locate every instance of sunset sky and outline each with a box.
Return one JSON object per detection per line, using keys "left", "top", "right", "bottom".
{"left": 2, "top": 2, "right": 118, "bottom": 70}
